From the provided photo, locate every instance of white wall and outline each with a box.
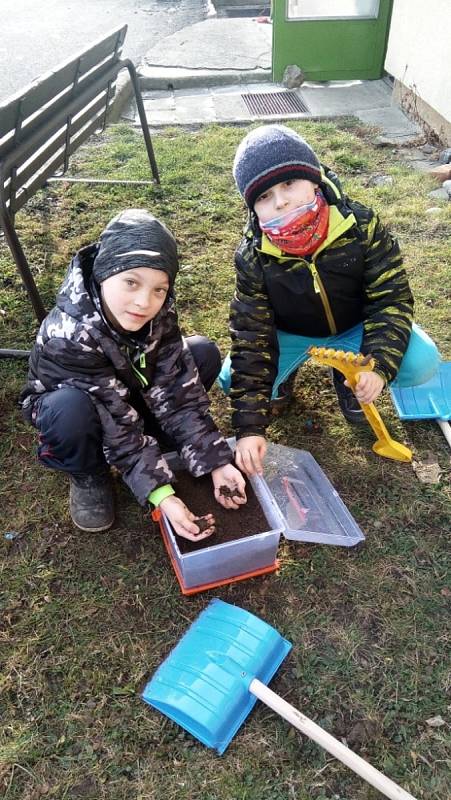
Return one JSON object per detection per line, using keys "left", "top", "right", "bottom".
{"left": 385, "top": 0, "right": 451, "bottom": 123}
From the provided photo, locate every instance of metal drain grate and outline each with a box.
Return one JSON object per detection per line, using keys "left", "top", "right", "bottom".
{"left": 241, "top": 91, "right": 310, "bottom": 116}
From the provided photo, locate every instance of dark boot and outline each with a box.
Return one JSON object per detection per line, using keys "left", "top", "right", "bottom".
{"left": 270, "top": 371, "right": 297, "bottom": 416}
{"left": 69, "top": 472, "right": 114, "bottom": 532}
{"left": 331, "top": 369, "right": 365, "bottom": 424}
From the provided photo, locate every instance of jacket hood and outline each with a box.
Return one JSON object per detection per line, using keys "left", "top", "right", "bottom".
{"left": 54, "top": 244, "right": 171, "bottom": 344}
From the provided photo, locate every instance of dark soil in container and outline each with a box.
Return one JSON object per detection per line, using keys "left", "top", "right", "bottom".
{"left": 172, "top": 471, "right": 269, "bottom": 554}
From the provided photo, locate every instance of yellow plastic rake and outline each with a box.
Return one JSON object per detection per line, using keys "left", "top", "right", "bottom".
{"left": 309, "top": 347, "right": 412, "bottom": 463}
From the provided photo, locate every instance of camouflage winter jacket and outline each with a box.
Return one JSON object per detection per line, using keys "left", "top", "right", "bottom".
{"left": 230, "top": 169, "right": 414, "bottom": 438}
{"left": 21, "top": 245, "right": 232, "bottom": 504}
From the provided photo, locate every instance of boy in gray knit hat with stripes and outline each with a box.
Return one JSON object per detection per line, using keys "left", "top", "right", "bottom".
{"left": 218, "top": 124, "right": 440, "bottom": 477}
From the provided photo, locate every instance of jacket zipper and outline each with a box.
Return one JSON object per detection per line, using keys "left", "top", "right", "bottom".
{"left": 309, "top": 260, "right": 337, "bottom": 335}
{"left": 259, "top": 205, "right": 356, "bottom": 337}
{"left": 130, "top": 351, "right": 149, "bottom": 387}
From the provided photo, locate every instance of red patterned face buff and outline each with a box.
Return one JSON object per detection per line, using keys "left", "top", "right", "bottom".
{"left": 260, "top": 190, "right": 329, "bottom": 256}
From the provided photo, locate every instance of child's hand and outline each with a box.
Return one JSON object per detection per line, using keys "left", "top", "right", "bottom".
{"left": 346, "top": 371, "right": 385, "bottom": 404}
{"left": 235, "top": 435, "right": 267, "bottom": 477}
{"left": 159, "top": 495, "right": 215, "bottom": 541}
{"left": 211, "top": 464, "right": 247, "bottom": 510}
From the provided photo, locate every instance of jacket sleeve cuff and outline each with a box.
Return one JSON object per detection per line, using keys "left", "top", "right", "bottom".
{"left": 374, "top": 368, "right": 388, "bottom": 386}
{"left": 148, "top": 484, "right": 175, "bottom": 508}
{"left": 236, "top": 427, "right": 267, "bottom": 440}
{"left": 370, "top": 358, "right": 391, "bottom": 385}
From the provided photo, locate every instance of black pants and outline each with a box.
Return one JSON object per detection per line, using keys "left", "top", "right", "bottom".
{"left": 31, "top": 335, "right": 221, "bottom": 476}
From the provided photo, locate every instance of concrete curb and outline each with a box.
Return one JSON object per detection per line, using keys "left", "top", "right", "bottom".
{"left": 137, "top": 66, "right": 271, "bottom": 91}
{"left": 107, "top": 70, "right": 134, "bottom": 123}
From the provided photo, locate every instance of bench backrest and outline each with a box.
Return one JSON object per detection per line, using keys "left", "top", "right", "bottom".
{"left": 0, "top": 26, "right": 159, "bottom": 337}
{"left": 0, "top": 26, "right": 127, "bottom": 218}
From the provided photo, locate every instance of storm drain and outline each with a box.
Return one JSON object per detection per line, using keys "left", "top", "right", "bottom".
{"left": 241, "top": 91, "right": 310, "bottom": 116}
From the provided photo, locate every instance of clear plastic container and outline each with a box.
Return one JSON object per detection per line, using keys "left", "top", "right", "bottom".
{"left": 159, "top": 448, "right": 284, "bottom": 590}
{"left": 159, "top": 441, "right": 365, "bottom": 592}
{"left": 264, "top": 442, "right": 365, "bottom": 547}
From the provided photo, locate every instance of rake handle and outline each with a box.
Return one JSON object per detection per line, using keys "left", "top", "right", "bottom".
{"left": 342, "top": 375, "right": 395, "bottom": 447}
{"left": 250, "top": 679, "right": 417, "bottom": 800}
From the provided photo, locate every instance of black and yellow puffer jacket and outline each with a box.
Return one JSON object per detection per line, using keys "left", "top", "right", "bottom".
{"left": 229, "top": 168, "right": 414, "bottom": 438}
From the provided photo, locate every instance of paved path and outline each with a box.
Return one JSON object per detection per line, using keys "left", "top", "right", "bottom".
{"left": 131, "top": 17, "right": 421, "bottom": 141}
{"left": 140, "top": 18, "right": 272, "bottom": 86}
{"left": 132, "top": 79, "right": 421, "bottom": 144}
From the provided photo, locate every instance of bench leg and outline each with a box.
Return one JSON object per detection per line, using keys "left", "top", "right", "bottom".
{"left": 0, "top": 208, "right": 47, "bottom": 323}
{"left": 125, "top": 61, "right": 160, "bottom": 184}
{"left": 0, "top": 349, "right": 31, "bottom": 359}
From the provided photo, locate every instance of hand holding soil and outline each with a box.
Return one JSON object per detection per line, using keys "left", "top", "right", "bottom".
{"left": 193, "top": 514, "right": 216, "bottom": 535}
{"left": 219, "top": 485, "right": 245, "bottom": 500}
{"left": 159, "top": 495, "right": 215, "bottom": 542}
{"left": 211, "top": 463, "right": 247, "bottom": 510}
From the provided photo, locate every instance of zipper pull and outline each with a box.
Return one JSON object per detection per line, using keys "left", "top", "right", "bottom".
{"left": 139, "top": 352, "right": 146, "bottom": 369}
{"left": 310, "top": 263, "right": 321, "bottom": 294}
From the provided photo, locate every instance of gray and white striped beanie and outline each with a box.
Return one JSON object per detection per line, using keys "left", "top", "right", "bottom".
{"left": 233, "top": 125, "right": 321, "bottom": 209}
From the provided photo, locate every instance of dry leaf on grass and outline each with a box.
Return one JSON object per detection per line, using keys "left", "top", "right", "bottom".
{"left": 425, "top": 715, "right": 446, "bottom": 727}
{"left": 412, "top": 452, "right": 441, "bottom": 484}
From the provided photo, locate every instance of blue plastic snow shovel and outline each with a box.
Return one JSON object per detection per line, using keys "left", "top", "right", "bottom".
{"left": 390, "top": 362, "right": 451, "bottom": 451}
{"left": 142, "top": 599, "right": 417, "bottom": 800}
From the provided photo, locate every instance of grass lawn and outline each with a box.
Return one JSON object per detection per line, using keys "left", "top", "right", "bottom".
{"left": 1, "top": 120, "right": 450, "bottom": 800}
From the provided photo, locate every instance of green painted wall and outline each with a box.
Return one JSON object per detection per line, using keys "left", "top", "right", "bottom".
{"left": 272, "top": 0, "right": 393, "bottom": 82}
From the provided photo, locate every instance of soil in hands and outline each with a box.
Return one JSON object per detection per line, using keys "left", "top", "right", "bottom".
{"left": 193, "top": 515, "right": 213, "bottom": 534}
{"left": 173, "top": 471, "right": 269, "bottom": 554}
{"left": 218, "top": 484, "right": 245, "bottom": 500}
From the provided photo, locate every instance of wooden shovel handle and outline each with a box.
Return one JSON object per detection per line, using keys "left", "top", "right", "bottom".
{"left": 250, "top": 679, "right": 417, "bottom": 800}
{"left": 437, "top": 419, "right": 451, "bottom": 450}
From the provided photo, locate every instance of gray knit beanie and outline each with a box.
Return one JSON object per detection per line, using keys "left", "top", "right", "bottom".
{"left": 92, "top": 209, "right": 178, "bottom": 285}
{"left": 233, "top": 124, "right": 321, "bottom": 209}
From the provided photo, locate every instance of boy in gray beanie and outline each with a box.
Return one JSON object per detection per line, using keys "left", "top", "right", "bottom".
{"left": 21, "top": 209, "right": 246, "bottom": 536}
{"left": 218, "top": 125, "right": 440, "bottom": 477}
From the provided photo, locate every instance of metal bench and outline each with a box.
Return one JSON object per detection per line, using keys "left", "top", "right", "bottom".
{"left": 0, "top": 25, "right": 160, "bottom": 357}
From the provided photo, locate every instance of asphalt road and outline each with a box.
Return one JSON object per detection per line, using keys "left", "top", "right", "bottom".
{"left": 0, "top": 0, "right": 210, "bottom": 102}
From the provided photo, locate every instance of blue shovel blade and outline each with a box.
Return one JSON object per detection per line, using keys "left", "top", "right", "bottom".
{"left": 390, "top": 362, "right": 451, "bottom": 420}
{"left": 142, "top": 598, "right": 292, "bottom": 754}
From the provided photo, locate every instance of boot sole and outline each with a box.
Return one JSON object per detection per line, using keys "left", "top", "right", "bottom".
{"left": 342, "top": 413, "right": 366, "bottom": 425}
{"left": 71, "top": 518, "right": 114, "bottom": 532}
